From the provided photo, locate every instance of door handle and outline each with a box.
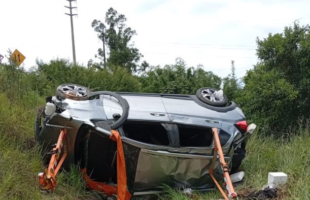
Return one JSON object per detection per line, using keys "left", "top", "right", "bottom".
{"left": 150, "top": 113, "right": 166, "bottom": 117}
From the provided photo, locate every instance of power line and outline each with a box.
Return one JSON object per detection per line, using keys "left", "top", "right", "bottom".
{"left": 142, "top": 45, "right": 256, "bottom": 50}
{"left": 205, "top": 17, "right": 310, "bottom": 23}
{"left": 140, "top": 42, "right": 256, "bottom": 48}
{"left": 143, "top": 52, "right": 257, "bottom": 59}
{"left": 65, "top": 0, "right": 78, "bottom": 65}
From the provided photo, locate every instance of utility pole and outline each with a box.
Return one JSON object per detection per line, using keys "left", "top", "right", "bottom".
{"left": 65, "top": 0, "right": 77, "bottom": 65}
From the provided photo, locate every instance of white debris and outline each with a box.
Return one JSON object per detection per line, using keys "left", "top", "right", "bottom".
{"left": 230, "top": 171, "right": 245, "bottom": 183}
{"left": 247, "top": 124, "right": 257, "bottom": 134}
{"left": 267, "top": 172, "right": 288, "bottom": 188}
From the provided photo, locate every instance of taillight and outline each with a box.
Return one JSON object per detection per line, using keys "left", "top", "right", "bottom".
{"left": 235, "top": 120, "right": 248, "bottom": 134}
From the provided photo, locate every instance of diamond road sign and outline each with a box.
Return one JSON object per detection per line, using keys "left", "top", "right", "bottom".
{"left": 10, "top": 49, "right": 26, "bottom": 67}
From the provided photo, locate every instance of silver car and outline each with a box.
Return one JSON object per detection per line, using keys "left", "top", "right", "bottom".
{"left": 35, "top": 84, "right": 252, "bottom": 195}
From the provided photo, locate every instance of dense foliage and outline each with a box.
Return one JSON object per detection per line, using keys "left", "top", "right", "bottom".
{"left": 1, "top": 59, "right": 221, "bottom": 99}
{"left": 237, "top": 22, "right": 310, "bottom": 134}
{"left": 140, "top": 59, "right": 221, "bottom": 94}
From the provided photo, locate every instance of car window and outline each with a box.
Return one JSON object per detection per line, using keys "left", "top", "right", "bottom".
{"left": 123, "top": 121, "right": 214, "bottom": 148}
{"left": 123, "top": 121, "right": 169, "bottom": 146}
{"left": 178, "top": 124, "right": 213, "bottom": 147}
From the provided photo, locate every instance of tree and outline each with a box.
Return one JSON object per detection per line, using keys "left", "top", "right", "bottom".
{"left": 256, "top": 22, "right": 310, "bottom": 115}
{"left": 140, "top": 59, "right": 221, "bottom": 94}
{"left": 91, "top": 8, "right": 143, "bottom": 72}
{"left": 238, "top": 22, "right": 310, "bottom": 134}
{"left": 223, "top": 60, "right": 241, "bottom": 101}
{"left": 91, "top": 20, "right": 106, "bottom": 65}
{"left": 237, "top": 65, "right": 298, "bottom": 133}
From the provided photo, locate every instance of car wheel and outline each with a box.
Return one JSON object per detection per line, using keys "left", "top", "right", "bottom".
{"left": 34, "top": 106, "right": 44, "bottom": 141}
{"left": 196, "top": 87, "right": 228, "bottom": 107}
{"left": 56, "top": 83, "right": 90, "bottom": 100}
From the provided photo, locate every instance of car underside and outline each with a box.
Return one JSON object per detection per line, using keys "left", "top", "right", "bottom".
{"left": 35, "top": 84, "right": 256, "bottom": 199}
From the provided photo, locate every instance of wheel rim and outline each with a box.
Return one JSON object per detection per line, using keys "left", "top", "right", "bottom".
{"left": 60, "top": 85, "right": 87, "bottom": 98}
{"left": 201, "top": 89, "right": 224, "bottom": 102}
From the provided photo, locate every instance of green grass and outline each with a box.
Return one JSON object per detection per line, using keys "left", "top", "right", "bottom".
{"left": 0, "top": 91, "right": 309, "bottom": 200}
{"left": 0, "top": 93, "right": 94, "bottom": 200}
{"left": 239, "top": 128, "right": 310, "bottom": 199}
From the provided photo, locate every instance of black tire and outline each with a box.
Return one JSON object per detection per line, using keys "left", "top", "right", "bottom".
{"left": 34, "top": 106, "right": 45, "bottom": 141}
{"left": 56, "top": 83, "right": 90, "bottom": 101}
{"left": 196, "top": 87, "right": 228, "bottom": 107}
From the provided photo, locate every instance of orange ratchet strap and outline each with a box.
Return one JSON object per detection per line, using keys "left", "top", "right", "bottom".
{"left": 38, "top": 129, "right": 68, "bottom": 191}
{"left": 82, "top": 130, "right": 131, "bottom": 200}
{"left": 209, "top": 128, "right": 237, "bottom": 200}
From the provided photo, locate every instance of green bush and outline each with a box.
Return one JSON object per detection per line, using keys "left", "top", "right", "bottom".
{"left": 239, "top": 22, "right": 310, "bottom": 135}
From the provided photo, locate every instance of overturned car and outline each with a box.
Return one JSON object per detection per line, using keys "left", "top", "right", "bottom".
{"left": 35, "top": 84, "right": 256, "bottom": 199}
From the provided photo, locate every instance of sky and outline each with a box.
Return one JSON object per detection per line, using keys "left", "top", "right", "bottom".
{"left": 1, "top": 0, "right": 310, "bottom": 78}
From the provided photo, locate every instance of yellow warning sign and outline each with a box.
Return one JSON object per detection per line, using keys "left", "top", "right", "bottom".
{"left": 10, "top": 49, "right": 26, "bottom": 67}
